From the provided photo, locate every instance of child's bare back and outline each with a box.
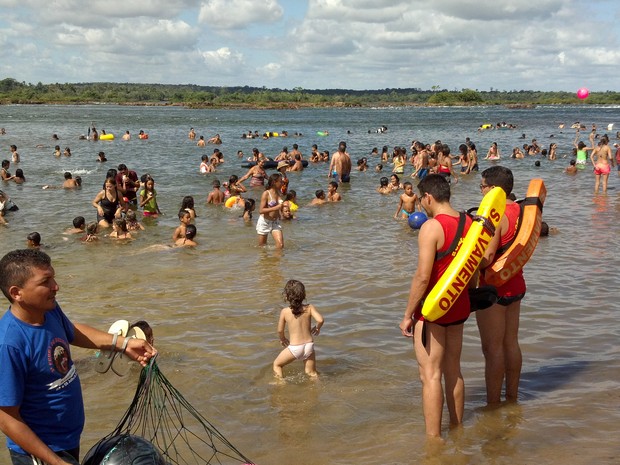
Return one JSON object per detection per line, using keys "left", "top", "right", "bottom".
{"left": 273, "top": 280, "right": 324, "bottom": 378}
{"left": 280, "top": 304, "right": 319, "bottom": 345}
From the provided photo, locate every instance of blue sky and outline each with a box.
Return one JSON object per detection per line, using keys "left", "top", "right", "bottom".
{"left": 0, "top": 0, "right": 618, "bottom": 91}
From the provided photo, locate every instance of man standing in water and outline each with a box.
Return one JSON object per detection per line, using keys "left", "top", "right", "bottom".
{"left": 328, "top": 141, "right": 352, "bottom": 183}
{"left": 399, "top": 174, "right": 472, "bottom": 437}
{"left": 0, "top": 249, "right": 157, "bottom": 465}
{"left": 115, "top": 164, "right": 140, "bottom": 207}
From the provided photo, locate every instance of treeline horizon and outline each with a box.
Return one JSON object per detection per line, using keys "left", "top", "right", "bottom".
{"left": 1, "top": 77, "right": 620, "bottom": 107}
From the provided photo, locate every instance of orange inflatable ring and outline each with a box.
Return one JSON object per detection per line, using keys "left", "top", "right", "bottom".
{"left": 225, "top": 196, "right": 239, "bottom": 208}
{"left": 483, "top": 178, "right": 546, "bottom": 287}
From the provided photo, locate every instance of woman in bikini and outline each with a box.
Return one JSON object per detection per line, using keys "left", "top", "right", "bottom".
{"left": 590, "top": 135, "right": 614, "bottom": 193}
{"left": 256, "top": 173, "right": 284, "bottom": 248}
{"left": 485, "top": 142, "right": 501, "bottom": 160}
{"left": 436, "top": 144, "right": 459, "bottom": 184}
{"left": 225, "top": 175, "right": 246, "bottom": 198}
{"left": 92, "top": 177, "right": 125, "bottom": 229}
{"left": 238, "top": 159, "right": 267, "bottom": 188}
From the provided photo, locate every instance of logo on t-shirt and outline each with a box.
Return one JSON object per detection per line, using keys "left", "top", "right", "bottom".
{"left": 48, "top": 338, "right": 70, "bottom": 376}
{"left": 47, "top": 338, "right": 78, "bottom": 391}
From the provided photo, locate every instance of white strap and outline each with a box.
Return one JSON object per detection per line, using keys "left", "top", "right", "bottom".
{"left": 110, "top": 331, "right": 120, "bottom": 357}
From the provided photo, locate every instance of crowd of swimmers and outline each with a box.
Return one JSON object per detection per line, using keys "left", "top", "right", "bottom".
{"left": 1, "top": 122, "right": 618, "bottom": 242}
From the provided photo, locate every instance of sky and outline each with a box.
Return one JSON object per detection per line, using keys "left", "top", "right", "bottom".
{"left": 1, "top": 0, "right": 619, "bottom": 91}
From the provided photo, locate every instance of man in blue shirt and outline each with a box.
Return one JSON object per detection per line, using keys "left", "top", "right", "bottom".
{"left": 0, "top": 249, "right": 156, "bottom": 465}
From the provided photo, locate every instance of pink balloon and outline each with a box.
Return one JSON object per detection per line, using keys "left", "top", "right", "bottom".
{"left": 577, "top": 87, "right": 589, "bottom": 99}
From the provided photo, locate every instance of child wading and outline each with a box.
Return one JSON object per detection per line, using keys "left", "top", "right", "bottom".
{"left": 273, "top": 280, "right": 324, "bottom": 378}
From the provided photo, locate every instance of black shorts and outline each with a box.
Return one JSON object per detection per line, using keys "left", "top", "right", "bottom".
{"left": 497, "top": 292, "right": 525, "bottom": 306}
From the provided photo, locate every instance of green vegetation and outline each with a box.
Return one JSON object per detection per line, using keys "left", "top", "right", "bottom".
{"left": 1, "top": 78, "right": 620, "bottom": 107}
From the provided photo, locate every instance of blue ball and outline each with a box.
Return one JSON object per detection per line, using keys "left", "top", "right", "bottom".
{"left": 408, "top": 211, "right": 428, "bottom": 230}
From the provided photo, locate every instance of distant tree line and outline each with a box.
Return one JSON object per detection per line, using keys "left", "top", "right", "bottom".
{"left": 1, "top": 77, "right": 619, "bottom": 107}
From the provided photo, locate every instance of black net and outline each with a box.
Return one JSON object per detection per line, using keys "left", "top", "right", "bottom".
{"left": 83, "top": 360, "right": 254, "bottom": 465}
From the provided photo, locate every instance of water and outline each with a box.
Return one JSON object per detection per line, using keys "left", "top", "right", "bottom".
{"left": 0, "top": 104, "right": 619, "bottom": 465}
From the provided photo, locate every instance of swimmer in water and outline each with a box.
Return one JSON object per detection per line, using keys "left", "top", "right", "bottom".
{"left": 207, "top": 179, "right": 225, "bottom": 205}
{"left": 389, "top": 174, "right": 403, "bottom": 191}
{"left": 10, "top": 145, "right": 19, "bottom": 164}
{"left": 63, "top": 172, "right": 81, "bottom": 189}
{"left": 485, "top": 142, "right": 501, "bottom": 160}
{"left": 65, "top": 216, "right": 86, "bottom": 235}
{"left": 394, "top": 182, "right": 419, "bottom": 219}
{"left": 175, "top": 223, "right": 198, "bottom": 247}
{"left": 125, "top": 210, "right": 145, "bottom": 232}
{"left": 81, "top": 222, "right": 99, "bottom": 242}
{"left": 26, "top": 232, "right": 42, "bottom": 249}
{"left": 327, "top": 181, "right": 342, "bottom": 202}
{"left": 1, "top": 159, "right": 14, "bottom": 181}
{"left": 309, "top": 190, "right": 327, "bottom": 206}
{"left": 207, "top": 134, "right": 222, "bottom": 144}
{"left": 172, "top": 210, "right": 192, "bottom": 242}
{"left": 377, "top": 177, "right": 391, "bottom": 195}
{"left": 109, "top": 218, "right": 132, "bottom": 240}
{"left": 564, "top": 159, "right": 578, "bottom": 175}
{"left": 242, "top": 198, "right": 256, "bottom": 221}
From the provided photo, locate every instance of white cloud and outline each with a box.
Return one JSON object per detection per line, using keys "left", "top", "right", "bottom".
{"left": 558, "top": 51, "right": 566, "bottom": 65}
{"left": 259, "top": 62, "right": 282, "bottom": 80}
{"left": 15, "top": 0, "right": 198, "bottom": 27}
{"left": 55, "top": 19, "right": 197, "bottom": 55}
{"left": 307, "top": 0, "right": 409, "bottom": 22}
{"left": 200, "top": 47, "right": 245, "bottom": 72}
{"left": 1, "top": 0, "right": 619, "bottom": 90}
{"left": 422, "top": 0, "right": 565, "bottom": 21}
{"left": 198, "top": 0, "right": 284, "bottom": 29}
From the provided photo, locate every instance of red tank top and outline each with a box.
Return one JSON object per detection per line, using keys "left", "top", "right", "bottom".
{"left": 483, "top": 202, "right": 526, "bottom": 297}
{"left": 415, "top": 213, "right": 473, "bottom": 324}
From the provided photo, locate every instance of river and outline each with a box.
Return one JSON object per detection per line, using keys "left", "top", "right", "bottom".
{"left": 0, "top": 104, "right": 619, "bottom": 464}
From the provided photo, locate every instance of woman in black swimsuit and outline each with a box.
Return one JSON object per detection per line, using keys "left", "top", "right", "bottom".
{"left": 92, "top": 177, "right": 125, "bottom": 228}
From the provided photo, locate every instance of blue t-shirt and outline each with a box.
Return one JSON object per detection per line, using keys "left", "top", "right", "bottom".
{"left": 0, "top": 304, "right": 84, "bottom": 454}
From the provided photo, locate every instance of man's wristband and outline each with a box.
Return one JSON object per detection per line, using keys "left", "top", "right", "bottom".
{"left": 111, "top": 332, "right": 119, "bottom": 353}
{"left": 121, "top": 336, "right": 131, "bottom": 355}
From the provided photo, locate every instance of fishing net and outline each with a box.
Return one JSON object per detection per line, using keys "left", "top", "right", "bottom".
{"left": 83, "top": 359, "right": 254, "bottom": 465}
